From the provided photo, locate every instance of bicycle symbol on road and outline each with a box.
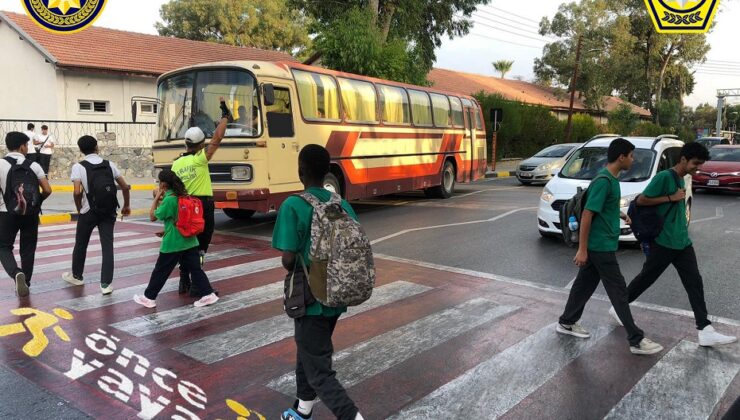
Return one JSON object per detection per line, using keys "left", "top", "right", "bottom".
{"left": 0, "top": 307, "right": 74, "bottom": 357}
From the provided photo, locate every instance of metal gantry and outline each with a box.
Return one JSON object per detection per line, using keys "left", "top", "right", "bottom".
{"left": 716, "top": 89, "right": 740, "bottom": 135}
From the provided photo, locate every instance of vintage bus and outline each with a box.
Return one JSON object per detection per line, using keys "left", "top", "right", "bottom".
{"left": 151, "top": 61, "right": 487, "bottom": 219}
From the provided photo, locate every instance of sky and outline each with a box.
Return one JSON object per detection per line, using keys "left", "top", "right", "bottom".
{"left": 3, "top": 0, "right": 739, "bottom": 108}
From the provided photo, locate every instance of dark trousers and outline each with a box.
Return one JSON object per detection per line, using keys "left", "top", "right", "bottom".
{"left": 0, "top": 212, "right": 39, "bottom": 284}
{"left": 25, "top": 153, "right": 37, "bottom": 163}
{"left": 294, "top": 315, "right": 358, "bottom": 420}
{"left": 37, "top": 154, "right": 51, "bottom": 175}
{"left": 179, "top": 197, "right": 215, "bottom": 292}
{"left": 560, "top": 250, "right": 645, "bottom": 346}
{"left": 72, "top": 211, "right": 116, "bottom": 286}
{"left": 627, "top": 243, "right": 711, "bottom": 330}
{"left": 145, "top": 247, "right": 213, "bottom": 300}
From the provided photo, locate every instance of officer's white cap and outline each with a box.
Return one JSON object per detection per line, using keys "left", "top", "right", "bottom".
{"left": 184, "top": 127, "right": 205, "bottom": 144}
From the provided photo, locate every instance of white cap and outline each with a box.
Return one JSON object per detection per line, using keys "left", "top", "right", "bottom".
{"left": 184, "top": 127, "right": 205, "bottom": 144}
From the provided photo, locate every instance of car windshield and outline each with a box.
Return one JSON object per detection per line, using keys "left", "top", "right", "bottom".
{"left": 534, "top": 145, "right": 576, "bottom": 158}
{"left": 157, "top": 69, "right": 260, "bottom": 140}
{"left": 709, "top": 148, "right": 740, "bottom": 162}
{"left": 560, "top": 147, "right": 655, "bottom": 182}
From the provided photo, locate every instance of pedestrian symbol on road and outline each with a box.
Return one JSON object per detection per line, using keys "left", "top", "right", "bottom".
{"left": 0, "top": 308, "right": 74, "bottom": 357}
{"left": 219, "top": 399, "right": 266, "bottom": 420}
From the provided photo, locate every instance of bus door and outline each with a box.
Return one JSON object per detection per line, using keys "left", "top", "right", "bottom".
{"left": 264, "top": 85, "right": 300, "bottom": 187}
{"left": 465, "top": 107, "right": 476, "bottom": 181}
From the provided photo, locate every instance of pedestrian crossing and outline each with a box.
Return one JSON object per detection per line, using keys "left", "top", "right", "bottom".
{"left": 0, "top": 221, "right": 738, "bottom": 419}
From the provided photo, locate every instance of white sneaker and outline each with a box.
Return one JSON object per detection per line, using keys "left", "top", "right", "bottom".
{"left": 15, "top": 272, "right": 28, "bottom": 298}
{"left": 630, "top": 338, "right": 664, "bottom": 355}
{"left": 100, "top": 284, "right": 113, "bottom": 296}
{"left": 133, "top": 294, "right": 156, "bottom": 308}
{"left": 556, "top": 322, "right": 590, "bottom": 338}
{"left": 62, "top": 272, "right": 84, "bottom": 286}
{"left": 698, "top": 325, "right": 737, "bottom": 347}
{"left": 609, "top": 306, "right": 624, "bottom": 326}
{"left": 194, "top": 293, "right": 219, "bottom": 308}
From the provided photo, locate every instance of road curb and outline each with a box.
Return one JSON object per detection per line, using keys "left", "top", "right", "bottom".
{"left": 39, "top": 208, "right": 150, "bottom": 225}
{"left": 50, "top": 184, "right": 156, "bottom": 193}
{"left": 485, "top": 171, "right": 516, "bottom": 178}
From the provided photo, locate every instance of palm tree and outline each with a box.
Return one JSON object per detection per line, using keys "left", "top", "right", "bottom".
{"left": 492, "top": 60, "right": 514, "bottom": 79}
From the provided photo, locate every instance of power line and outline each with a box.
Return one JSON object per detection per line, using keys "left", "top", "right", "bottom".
{"left": 472, "top": 20, "right": 549, "bottom": 43}
{"left": 482, "top": 4, "right": 542, "bottom": 25}
{"left": 472, "top": 14, "right": 553, "bottom": 42}
{"left": 468, "top": 32, "right": 544, "bottom": 49}
{"left": 475, "top": 8, "right": 541, "bottom": 31}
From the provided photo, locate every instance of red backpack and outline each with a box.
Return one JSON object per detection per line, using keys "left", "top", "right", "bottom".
{"left": 176, "top": 196, "right": 205, "bottom": 237}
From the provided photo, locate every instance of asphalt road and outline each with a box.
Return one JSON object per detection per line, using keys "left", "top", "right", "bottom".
{"left": 214, "top": 177, "right": 740, "bottom": 321}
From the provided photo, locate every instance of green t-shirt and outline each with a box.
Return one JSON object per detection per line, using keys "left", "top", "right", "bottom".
{"left": 171, "top": 150, "right": 212, "bottom": 197}
{"left": 584, "top": 169, "right": 621, "bottom": 252}
{"left": 155, "top": 190, "right": 199, "bottom": 253}
{"left": 272, "top": 187, "right": 358, "bottom": 317}
{"left": 642, "top": 169, "right": 691, "bottom": 250}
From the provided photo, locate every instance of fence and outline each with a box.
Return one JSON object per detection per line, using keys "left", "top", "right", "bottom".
{"left": 0, "top": 119, "right": 156, "bottom": 147}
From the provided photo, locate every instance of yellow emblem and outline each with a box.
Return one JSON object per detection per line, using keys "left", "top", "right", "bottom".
{"left": 21, "top": 0, "right": 107, "bottom": 34}
{"left": 643, "top": 0, "right": 719, "bottom": 33}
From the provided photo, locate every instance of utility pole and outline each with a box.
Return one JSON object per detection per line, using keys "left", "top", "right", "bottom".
{"left": 564, "top": 35, "right": 583, "bottom": 143}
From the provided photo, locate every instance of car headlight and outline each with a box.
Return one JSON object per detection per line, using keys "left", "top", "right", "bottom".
{"left": 230, "top": 166, "right": 252, "bottom": 181}
{"left": 620, "top": 193, "right": 639, "bottom": 209}
{"left": 731, "top": 172, "right": 740, "bottom": 176}
{"left": 541, "top": 187, "right": 555, "bottom": 203}
{"left": 536, "top": 162, "right": 554, "bottom": 172}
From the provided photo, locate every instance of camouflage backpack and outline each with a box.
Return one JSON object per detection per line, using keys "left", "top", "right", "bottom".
{"left": 298, "top": 191, "right": 375, "bottom": 307}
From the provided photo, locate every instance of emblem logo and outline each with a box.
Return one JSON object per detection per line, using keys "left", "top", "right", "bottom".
{"left": 711, "top": 172, "right": 718, "bottom": 178}
{"left": 643, "top": 0, "right": 720, "bottom": 33}
{"left": 22, "top": 0, "right": 107, "bottom": 34}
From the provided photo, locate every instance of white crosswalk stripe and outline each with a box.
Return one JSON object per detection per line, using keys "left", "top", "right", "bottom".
{"left": 16, "top": 231, "right": 140, "bottom": 247}
{"left": 37, "top": 224, "right": 78, "bottom": 233}
{"left": 33, "top": 246, "right": 161, "bottom": 274}
{"left": 34, "top": 236, "right": 162, "bottom": 259}
{"left": 605, "top": 340, "right": 740, "bottom": 420}
{"left": 174, "top": 281, "right": 433, "bottom": 364}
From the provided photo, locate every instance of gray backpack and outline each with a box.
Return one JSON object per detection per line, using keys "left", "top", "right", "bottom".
{"left": 298, "top": 192, "right": 375, "bottom": 307}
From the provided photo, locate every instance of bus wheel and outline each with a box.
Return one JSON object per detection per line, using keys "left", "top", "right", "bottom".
{"left": 425, "top": 160, "right": 456, "bottom": 199}
{"left": 223, "top": 209, "right": 256, "bottom": 220}
{"left": 323, "top": 173, "right": 342, "bottom": 196}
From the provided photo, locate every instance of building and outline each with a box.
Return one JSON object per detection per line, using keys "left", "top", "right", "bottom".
{"left": 428, "top": 68, "right": 652, "bottom": 123}
{"left": 0, "top": 11, "right": 295, "bottom": 143}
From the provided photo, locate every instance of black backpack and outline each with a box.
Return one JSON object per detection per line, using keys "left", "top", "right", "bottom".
{"left": 80, "top": 160, "right": 119, "bottom": 216}
{"left": 559, "top": 174, "right": 610, "bottom": 247}
{"left": 627, "top": 170, "right": 682, "bottom": 243}
{"left": 2, "top": 157, "right": 42, "bottom": 216}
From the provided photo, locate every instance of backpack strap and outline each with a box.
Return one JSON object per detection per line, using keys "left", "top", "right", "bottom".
{"left": 1, "top": 156, "right": 17, "bottom": 196}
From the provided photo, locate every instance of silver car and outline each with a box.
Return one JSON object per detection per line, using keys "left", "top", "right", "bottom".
{"left": 516, "top": 143, "right": 582, "bottom": 185}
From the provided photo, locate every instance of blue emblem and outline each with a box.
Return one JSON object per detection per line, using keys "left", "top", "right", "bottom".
{"left": 22, "top": 0, "right": 107, "bottom": 34}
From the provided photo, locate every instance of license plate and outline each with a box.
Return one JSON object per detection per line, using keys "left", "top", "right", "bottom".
{"left": 708, "top": 180, "right": 720, "bottom": 186}
{"left": 519, "top": 173, "right": 532, "bottom": 178}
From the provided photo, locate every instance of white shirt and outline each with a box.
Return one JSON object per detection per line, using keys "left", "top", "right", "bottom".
{"left": 23, "top": 130, "right": 38, "bottom": 154}
{"left": 38, "top": 134, "right": 55, "bottom": 155}
{"left": 70, "top": 154, "right": 122, "bottom": 214}
{"left": 0, "top": 152, "right": 46, "bottom": 212}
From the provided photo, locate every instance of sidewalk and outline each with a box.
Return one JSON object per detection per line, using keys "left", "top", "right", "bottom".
{"left": 486, "top": 159, "right": 521, "bottom": 178}
{"left": 40, "top": 180, "right": 154, "bottom": 224}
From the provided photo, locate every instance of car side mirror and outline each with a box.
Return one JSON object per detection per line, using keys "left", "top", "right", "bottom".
{"left": 263, "top": 83, "right": 275, "bottom": 106}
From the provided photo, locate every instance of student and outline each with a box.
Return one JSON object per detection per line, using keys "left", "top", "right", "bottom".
{"left": 619, "top": 142, "right": 736, "bottom": 346}
{"left": 23, "top": 123, "right": 38, "bottom": 164}
{"left": 36, "top": 125, "right": 55, "bottom": 176}
{"left": 558, "top": 138, "right": 663, "bottom": 355}
{"left": 133, "top": 170, "right": 218, "bottom": 308}
{"left": 171, "top": 99, "right": 230, "bottom": 296}
{"left": 62, "top": 136, "right": 131, "bottom": 295}
{"left": 273, "top": 145, "right": 365, "bottom": 420}
{"left": 0, "top": 132, "right": 52, "bottom": 297}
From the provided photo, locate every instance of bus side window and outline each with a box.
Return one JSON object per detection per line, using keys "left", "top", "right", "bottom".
{"left": 265, "top": 87, "right": 294, "bottom": 138}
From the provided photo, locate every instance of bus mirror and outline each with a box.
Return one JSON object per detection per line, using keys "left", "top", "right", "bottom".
{"left": 131, "top": 101, "right": 137, "bottom": 123}
{"left": 263, "top": 84, "right": 275, "bottom": 106}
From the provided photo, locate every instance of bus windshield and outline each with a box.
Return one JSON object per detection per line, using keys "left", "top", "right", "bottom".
{"left": 157, "top": 69, "right": 260, "bottom": 141}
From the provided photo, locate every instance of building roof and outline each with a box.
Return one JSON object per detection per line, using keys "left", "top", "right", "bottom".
{"left": 428, "top": 68, "right": 652, "bottom": 118}
{"left": 0, "top": 11, "right": 296, "bottom": 77}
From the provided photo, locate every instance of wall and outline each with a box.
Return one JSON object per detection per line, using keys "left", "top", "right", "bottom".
{"left": 0, "top": 21, "right": 58, "bottom": 119}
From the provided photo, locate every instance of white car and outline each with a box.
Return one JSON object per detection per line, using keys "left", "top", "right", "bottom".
{"left": 537, "top": 135, "right": 693, "bottom": 242}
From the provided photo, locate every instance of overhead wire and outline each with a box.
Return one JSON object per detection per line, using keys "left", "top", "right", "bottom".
{"left": 472, "top": 13, "right": 556, "bottom": 42}
{"left": 471, "top": 20, "right": 549, "bottom": 43}
{"left": 468, "top": 32, "right": 544, "bottom": 49}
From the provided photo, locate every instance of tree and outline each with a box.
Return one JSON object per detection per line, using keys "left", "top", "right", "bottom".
{"left": 492, "top": 60, "right": 514, "bottom": 79}
{"left": 156, "top": 0, "right": 311, "bottom": 55}
{"left": 292, "top": 0, "right": 488, "bottom": 83}
{"left": 607, "top": 103, "right": 639, "bottom": 135}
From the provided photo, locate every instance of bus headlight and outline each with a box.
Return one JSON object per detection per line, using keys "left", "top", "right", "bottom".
{"left": 231, "top": 166, "right": 253, "bottom": 181}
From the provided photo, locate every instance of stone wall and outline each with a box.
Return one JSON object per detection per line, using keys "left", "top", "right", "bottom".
{"left": 1, "top": 132, "right": 156, "bottom": 181}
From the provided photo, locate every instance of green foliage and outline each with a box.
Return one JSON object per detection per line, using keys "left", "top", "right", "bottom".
{"left": 632, "top": 122, "right": 664, "bottom": 137}
{"left": 313, "top": 8, "right": 428, "bottom": 85}
{"left": 607, "top": 104, "right": 639, "bottom": 135}
{"left": 569, "top": 113, "right": 603, "bottom": 142}
{"left": 156, "top": 0, "right": 311, "bottom": 54}
{"left": 492, "top": 60, "right": 514, "bottom": 79}
{"left": 656, "top": 99, "right": 681, "bottom": 128}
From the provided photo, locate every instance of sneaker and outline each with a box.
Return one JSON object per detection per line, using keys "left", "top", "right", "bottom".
{"left": 62, "top": 272, "right": 84, "bottom": 286}
{"left": 630, "top": 338, "right": 664, "bottom": 355}
{"left": 281, "top": 408, "right": 311, "bottom": 420}
{"left": 698, "top": 325, "right": 737, "bottom": 347}
{"left": 608, "top": 306, "right": 624, "bottom": 326}
{"left": 100, "top": 284, "right": 114, "bottom": 296}
{"left": 194, "top": 293, "right": 219, "bottom": 308}
{"left": 556, "top": 322, "right": 590, "bottom": 338}
{"left": 133, "top": 294, "right": 156, "bottom": 308}
{"left": 15, "top": 272, "right": 29, "bottom": 297}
